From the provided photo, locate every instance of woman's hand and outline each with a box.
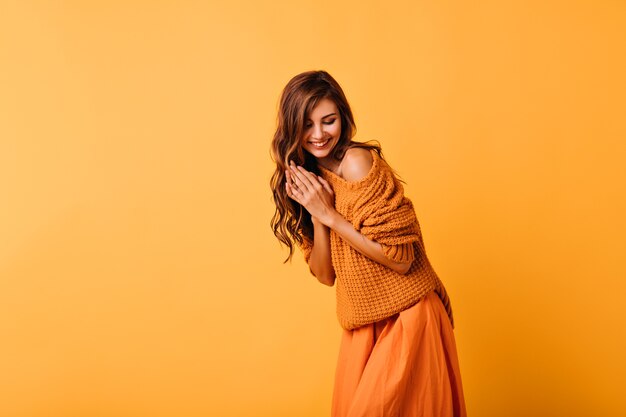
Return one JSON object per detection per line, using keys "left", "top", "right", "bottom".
{"left": 285, "top": 160, "right": 336, "bottom": 226}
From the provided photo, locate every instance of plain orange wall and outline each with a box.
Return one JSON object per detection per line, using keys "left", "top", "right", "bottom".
{"left": 1, "top": 1, "right": 625, "bottom": 416}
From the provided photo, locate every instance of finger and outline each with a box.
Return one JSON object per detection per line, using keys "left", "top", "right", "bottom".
{"left": 288, "top": 170, "right": 300, "bottom": 192}
{"left": 290, "top": 162, "right": 313, "bottom": 192}
{"left": 318, "top": 175, "right": 333, "bottom": 195}
{"left": 285, "top": 182, "right": 300, "bottom": 202}
{"left": 291, "top": 162, "right": 319, "bottom": 191}
{"left": 297, "top": 166, "right": 323, "bottom": 191}
{"left": 285, "top": 180, "right": 292, "bottom": 197}
{"left": 286, "top": 168, "right": 298, "bottom": 192}
{"left": 288, "top": 181, "right": 304, "bottom": 201}
{"left": 286, "top": 169, "right": 299, "bottom": 190}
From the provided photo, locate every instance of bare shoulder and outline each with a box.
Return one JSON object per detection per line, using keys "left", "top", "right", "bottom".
{"left": 340, "top": 147, "right": 374, "bottom": 182}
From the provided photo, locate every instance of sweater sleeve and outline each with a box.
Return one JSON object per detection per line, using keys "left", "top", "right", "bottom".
{"left": 381, "top": 241, "right": 415, "bottom": 264}
{"left": 350, "top": 160, "right": 422, "bottom": 265}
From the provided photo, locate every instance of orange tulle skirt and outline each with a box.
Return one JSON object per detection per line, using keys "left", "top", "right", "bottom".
{"left": 331, "top": 290, "right": 467, "bottom": 417}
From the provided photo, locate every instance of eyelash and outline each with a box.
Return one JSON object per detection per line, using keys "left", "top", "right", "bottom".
{"left": 305, "top": 119, "right": 336, "bottom": 128}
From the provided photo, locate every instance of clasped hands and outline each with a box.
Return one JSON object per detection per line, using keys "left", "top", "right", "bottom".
{"left": 285, "top": 160, "right": 336, "bottom": 226}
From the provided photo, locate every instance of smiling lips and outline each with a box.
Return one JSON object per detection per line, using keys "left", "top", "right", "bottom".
{"left": 309, "top": 138, "right": 330, "bottom": 148}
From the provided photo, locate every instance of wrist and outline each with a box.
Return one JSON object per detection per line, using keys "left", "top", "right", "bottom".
{"left": 323, "top": 209, "right": 342, "bottom": 229}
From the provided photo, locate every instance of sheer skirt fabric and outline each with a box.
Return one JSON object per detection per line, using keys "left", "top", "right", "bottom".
{"left": 331, "top": 291, "right": 467, "bottom": 417}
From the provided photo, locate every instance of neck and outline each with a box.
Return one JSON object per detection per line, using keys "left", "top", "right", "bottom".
{"left": 317, "top": 157, "right": 341, "bottom": 174}
{"left": 316, "top": 145, "right": 348, "bottom": 173}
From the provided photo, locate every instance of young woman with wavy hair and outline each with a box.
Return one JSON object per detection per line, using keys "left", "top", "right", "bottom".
{"left": 269, "top": 70, "right": 467, "bottom": 417}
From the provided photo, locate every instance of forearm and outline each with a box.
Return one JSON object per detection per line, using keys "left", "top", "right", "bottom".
{"left": 308, "top": 217, "right": 336, "bottom": 286}
{"left": 327, "top": 211, "right": 412, "bottom": 275}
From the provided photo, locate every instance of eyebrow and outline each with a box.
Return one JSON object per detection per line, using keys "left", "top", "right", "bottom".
{"left": 307, "top": 112, "right": 337, "bottom": 121}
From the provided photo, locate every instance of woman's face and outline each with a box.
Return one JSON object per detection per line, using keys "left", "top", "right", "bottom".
{"left": 301, "top": 97, "right": 342, "bottom": 158}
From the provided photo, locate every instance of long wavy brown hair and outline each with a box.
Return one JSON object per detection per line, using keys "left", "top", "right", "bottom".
{"left": 269, "top": 70, "right": 400, "bottom": 263}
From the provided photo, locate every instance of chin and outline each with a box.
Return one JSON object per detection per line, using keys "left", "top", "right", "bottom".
{"left": 308, "top": 148, "right": 330, "bottom": 157}
{"left": 305, "top": 139, "right": 336, "bottom": 156}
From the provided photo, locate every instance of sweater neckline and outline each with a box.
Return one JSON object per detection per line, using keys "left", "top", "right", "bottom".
{"left": 317, "top": 148, "right": 380, "bottom": 190}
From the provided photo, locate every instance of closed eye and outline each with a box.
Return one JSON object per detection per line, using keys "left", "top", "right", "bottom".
{"left": 305, "top": 119, "right": 336, "bottom": 128}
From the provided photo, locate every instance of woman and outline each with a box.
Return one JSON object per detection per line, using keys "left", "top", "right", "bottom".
{"left": 270, "top": 70, "right": 467, "bottom": 417}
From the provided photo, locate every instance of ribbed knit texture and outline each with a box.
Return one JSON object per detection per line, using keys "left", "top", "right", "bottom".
{"left": 297, "top": 148, "right": 455, "bottom": 330}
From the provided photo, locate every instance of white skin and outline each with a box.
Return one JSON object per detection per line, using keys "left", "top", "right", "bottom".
{"left": 285, "top": 98, "right": 413, "bottom": 286}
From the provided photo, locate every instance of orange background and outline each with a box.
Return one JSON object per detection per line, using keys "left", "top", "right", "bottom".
{"left": 1, "top": 1, "right": 625, "bottom": 416}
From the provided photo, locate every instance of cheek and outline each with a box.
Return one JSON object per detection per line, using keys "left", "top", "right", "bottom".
{"left": 334, "top": 119, "right": 342, "bottom": 133}
{"left": 301, "top": 138, "right": 314, "bottom": 150}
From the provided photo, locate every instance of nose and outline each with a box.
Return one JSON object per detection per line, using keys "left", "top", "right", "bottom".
{"left": 311, "top": 123, "right": 324, "bottom": 140}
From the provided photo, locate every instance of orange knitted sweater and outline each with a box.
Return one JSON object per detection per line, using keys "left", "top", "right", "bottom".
{"left": 298, "top": 148, "right": 455, "bottom": 330}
